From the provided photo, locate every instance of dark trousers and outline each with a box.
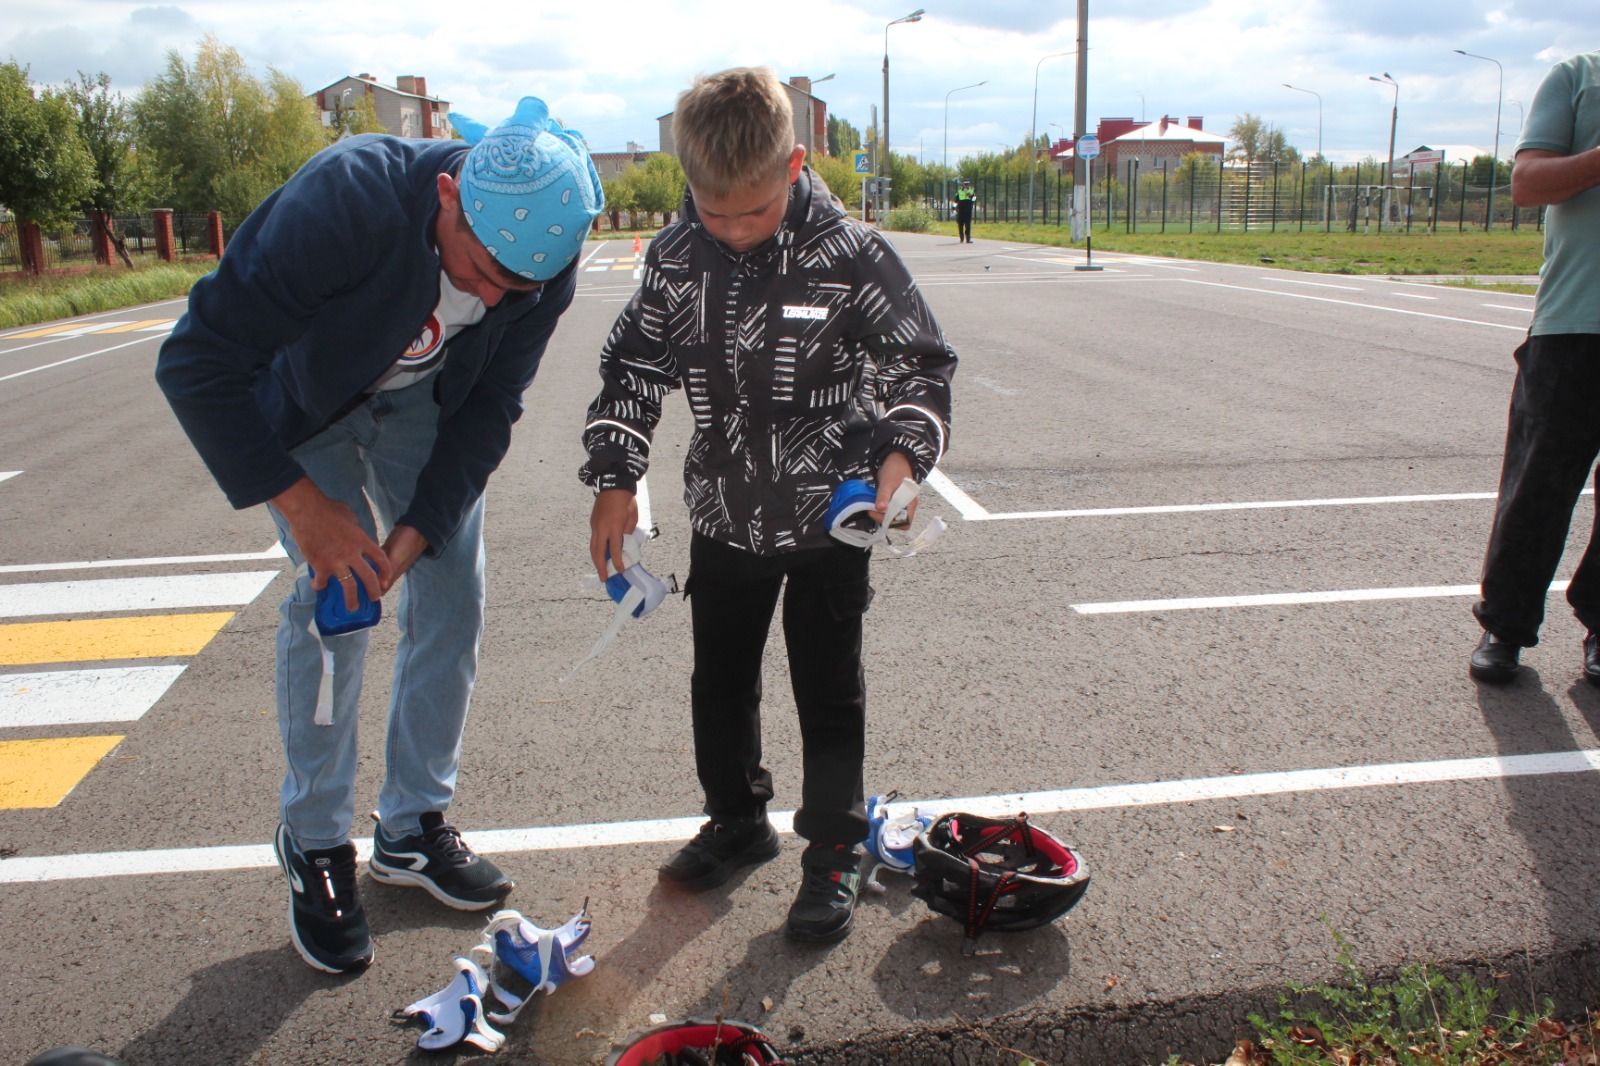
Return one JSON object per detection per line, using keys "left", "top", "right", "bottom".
{"left": 686, "top": 532, "right": 873, "bottom": 847}
{"left": 1476, "top": 333, "right": 1600, "bottom": 646}
{"left": 956, "top": 203, "right": 974, "bottom": 242}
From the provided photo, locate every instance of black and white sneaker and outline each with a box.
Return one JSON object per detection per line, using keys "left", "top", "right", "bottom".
{"left": 369, "top": 812, "right": 513, "bottom": 910}
{"left": 272, "top": 823, "right": 373, "bottom": 974}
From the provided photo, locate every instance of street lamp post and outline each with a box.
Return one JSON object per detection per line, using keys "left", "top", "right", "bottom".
{"left": 1454, "top": 49, "right": 1503, "bottom": 230}
{"left": 1281, "top": 82, "right": 1322, "bottom": 160}
{"left": 1369, "top": 72, "right": 1399, "bottom": 224}
{"left": 1028, "top": 50, "right": 1075, "bottom": 224}
{"left": 805, "top": 72, "right": 835, "bottom": 161}
{"left": 882, "top": 7, "right": 925, "bottom": 219}
{"left": 944, "top": 79, "right": 986, "bottom": 221}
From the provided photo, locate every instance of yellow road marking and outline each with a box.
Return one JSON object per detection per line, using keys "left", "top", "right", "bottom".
{"left": 0, "top": 612, "right": 234, "bottom": 666}
{"left": 92, "top": 319, "right": 171, "bottom": 334}
{"left": 0, "top": 735, "right": 123, "bottom": 808}
{"left": 5, "top": 322, "right": 98, "bottom": 339}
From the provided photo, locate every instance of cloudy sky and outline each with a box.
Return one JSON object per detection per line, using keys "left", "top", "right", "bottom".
{"left": 2, "top": 0, "right": 1588, "bottom": 164}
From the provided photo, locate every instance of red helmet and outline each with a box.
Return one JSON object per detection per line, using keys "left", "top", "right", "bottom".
{"left": 606, "top": 1018, "right": 784, "bottom": 1065}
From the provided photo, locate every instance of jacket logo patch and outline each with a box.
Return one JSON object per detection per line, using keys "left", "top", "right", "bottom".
{"left": 782, "top": 305, "right": 829, "bottom": 321}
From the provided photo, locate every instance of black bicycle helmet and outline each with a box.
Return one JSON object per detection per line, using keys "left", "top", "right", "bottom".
{"left": 911, "top": 811, "right": 1089, "bottom": 950}
{"left": 606, "top": 1018, "right": 784, "bottom": 1066}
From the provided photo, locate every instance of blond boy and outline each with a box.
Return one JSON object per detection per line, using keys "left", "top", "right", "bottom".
{"left": 580, "top": 68, "right": 956, "bottom": 941}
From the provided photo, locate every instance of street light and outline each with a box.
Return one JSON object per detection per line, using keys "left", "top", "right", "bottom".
{"left": 1454, "top": 49, "right": 1503, "bottom": 230}
{"left": 1369, "top": 72, "right": 1399, "bottom": 222}
{"left": 882, "top": 7, "right": 924, "bottom": 196}
{"left": 1028, "top": 50, "right": 1075, "bottom": 224}
{"left": 805, "top": 73, "right": 835, "bottom": 160}
{"left": 944, "top": 80, "right": 986, "bottom": 221}
{"left": 1282, "top": 82, "right": 1322, "bottom": 160}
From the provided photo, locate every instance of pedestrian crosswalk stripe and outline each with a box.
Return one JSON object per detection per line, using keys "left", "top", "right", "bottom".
{"left": 0, "top": 735, "right": 124, "bottom": 808}
{"left": 0, "top": 665, "right": 187, "bottom": 727}
{"left": 89, "top": 319, "right": 172, "bottom": 334}
{"left": 0, "top": 571, "right": 279, "bottom": 619}
{"left": 0, "top": 612, "right": 235, "bottom": 666}
{"left": 4, "top": 322, "right": 124, "bottom": 339}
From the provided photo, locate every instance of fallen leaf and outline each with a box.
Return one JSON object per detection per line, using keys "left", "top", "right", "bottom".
{"left": 761, "top": 997, "right": 774, "bottom": 1012}
{"left": 1104, "top": 975, "right": 1119, "bottom": 989}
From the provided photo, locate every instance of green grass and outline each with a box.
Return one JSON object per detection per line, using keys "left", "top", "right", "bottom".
{"left": 918, "top": 220, "right": 1545, "bottom": 278}
{"left": 0, "top": 261, "right": 216, "bottom": 330}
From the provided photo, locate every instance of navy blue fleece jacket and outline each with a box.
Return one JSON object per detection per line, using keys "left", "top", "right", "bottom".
{"left": 156, "top": 134, "right": 576, "bottom": 553}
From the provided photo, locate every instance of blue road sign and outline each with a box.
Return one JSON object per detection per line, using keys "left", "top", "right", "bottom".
{"left": 853, "top": 151, "right": 872, "bottom": 175}
{"left": 1076, "top": 135, "right": 1100, "bottom": 160}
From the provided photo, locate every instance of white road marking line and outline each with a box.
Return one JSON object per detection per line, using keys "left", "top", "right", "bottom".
{"left": 0, "top": 471, "right": 17, "bottom": 485}
{"left": 976, "top": 488, "right": 1532, "bottom": 521}
{"left": 0, "top": 543, "right": 287, "bottom": 576}
{"left": 923, "top": 468, "right": 989, "bottom": 520}
{"left": 1394, "top": 292, "right": 1437, "bottom": 300}
{"left": 0, "top": 665, "right": 186, "bottom": 727}
{"left": 10, "top": 748, "right": 1600, "bottom": 882}
{"left": 0, "top": 336, "right": 160, "bottom": 385}
{"left": 970, "top": 375, "right": 1021, "bottom": 396}
{"left": 0, "top": 298, "right": 188, "bottom": 340}
{"left": 577, "top": 244, "right": 607, "bottom": 269}
{"left": 1175, "top": 278, "right": 1525, "bottom": 331}
{"left": 0, "top": 571, "right": 280, "bottom": 619}
{"left": 1483, "top": 304, "right": 1533, "bottom": 313}
{"left": 1073, "top": 579, "right": 1569, "bottom": 615}
{"left": 136, "top": 322, "right": 176, "bottom": 333}
{"left": 1259, "top": 277, "right": 1363, "bottom": 291}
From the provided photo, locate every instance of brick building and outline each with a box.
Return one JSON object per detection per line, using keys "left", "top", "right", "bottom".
{"left": 311, "top": 74, "right": 451, "bottom": 139}
{"left": 1055, "top": 116, "right": 1227, "bottom": 174}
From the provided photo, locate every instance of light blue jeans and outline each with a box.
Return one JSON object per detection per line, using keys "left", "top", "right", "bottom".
{"left": 267, "top": 380, "right": 486, "bottom": 850}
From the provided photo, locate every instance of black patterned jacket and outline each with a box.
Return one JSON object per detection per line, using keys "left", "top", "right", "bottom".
{"left": 579, "top": 167, "right": 957, "bottom": 555}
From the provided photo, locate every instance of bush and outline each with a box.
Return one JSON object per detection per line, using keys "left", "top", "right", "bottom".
{"left": 887, "top": 205, "right": 932, "bottom": 232}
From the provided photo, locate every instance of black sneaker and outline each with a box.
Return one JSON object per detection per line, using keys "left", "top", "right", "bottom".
{"left": 658, "top": 814, "right": 780, "bottom": 891}
{"left": 272, "top": 823, "right": 373, "bottom": 974}
{"left": 368, "top": 812, "right": 513, "bottom": 910}
{"left": 785, "top": 843, "right": 862, "bottom": 943}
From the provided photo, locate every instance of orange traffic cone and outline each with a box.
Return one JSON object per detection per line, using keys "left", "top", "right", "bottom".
{"left": 632, "top": 234, "right": 641, "bottom": 254}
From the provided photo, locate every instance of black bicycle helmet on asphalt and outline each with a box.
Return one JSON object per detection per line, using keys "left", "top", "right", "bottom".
{"left": 911, "top": 811, "right": 1089, "bottom": 950}
{"left": 606, "top": 1018, "right": 785, "bottom": 1065}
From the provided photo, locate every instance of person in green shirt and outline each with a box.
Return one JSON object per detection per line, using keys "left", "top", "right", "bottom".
{"left": 953, "top": 178, "right": 977, "bottom": 242}
{"left": 1470, "top": 49, "right": 1600, "bottom": 685}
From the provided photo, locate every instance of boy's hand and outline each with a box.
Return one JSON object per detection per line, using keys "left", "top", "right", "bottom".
{"left": 590, "top": 488, "right": 640, "bottom": 583}
{"left": 873, "top": 452, "right": 917, "bottom": 528}
{"left": 380, "top": 525, "right": 429, "bottom": 592}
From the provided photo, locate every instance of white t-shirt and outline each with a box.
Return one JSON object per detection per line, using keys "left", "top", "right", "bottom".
{"left": 371, "top": 272, "right": 486, "bottom": 391}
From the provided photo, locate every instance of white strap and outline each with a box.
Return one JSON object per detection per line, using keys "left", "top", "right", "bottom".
{"left": 561, "top": 585, "right": 645, "bottom": 683}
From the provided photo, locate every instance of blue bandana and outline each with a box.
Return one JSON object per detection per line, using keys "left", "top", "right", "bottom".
{"left": 448, "top": 96, "right": 604, "bottom": 281}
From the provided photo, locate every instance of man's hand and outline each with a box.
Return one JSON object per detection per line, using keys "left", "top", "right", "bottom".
{"left": 272, "top": 477, "right": 394, "bottom": 610}
{"left": 590, "top": 488, "right": 640, "bottom": 583}
{"left": 380, "top": 525, "right": 430, "bottom": 592}
{"left": 873, "top": 451, "right": 917, "bottom": 528}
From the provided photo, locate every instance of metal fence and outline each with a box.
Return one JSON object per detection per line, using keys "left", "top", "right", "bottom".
{"left": 0, "top": 212, "right": 238, "bottom": 273}
{"left": 920, "top": 160, "right": 1545, "bottom": 234}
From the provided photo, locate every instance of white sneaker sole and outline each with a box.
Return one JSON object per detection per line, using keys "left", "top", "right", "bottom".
{"left": 367, "top": 857, "right": 510, "bottom": 911}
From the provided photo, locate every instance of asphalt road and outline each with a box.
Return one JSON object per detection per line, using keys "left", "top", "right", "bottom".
{"left": 2, "top": 233, "right": 1593, "bottom": 1066}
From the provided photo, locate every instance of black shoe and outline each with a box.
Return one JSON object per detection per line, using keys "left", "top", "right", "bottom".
{"left": 785, "top": 844, "right": 862, "bottom": 943}
{"left": 369, "top": 812, "right": 513, "bottom": 910}
{"left": 658, "top": 814, "right": 780, "bottom": 891}
{"left": 1469, "top": 632, "right": 1521, "bottom": 684}
{"left": 1585, "top": 632, "right": 1600, "bottom": 686}
{"left": 273, "top": 823, "right": 373, "bottom": 974}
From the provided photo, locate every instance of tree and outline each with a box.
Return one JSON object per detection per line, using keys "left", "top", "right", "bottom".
{"left": 633, "top": 153, "right": 686, "bottom": 225}
{"left": 330, "top": 90, "right": 383, "bottom": 139}
{"left": 602, "top": 171, "right": 638, "bottom": 230}
{"left": 1228, "top": 113, "right": 1299, "bottom": 165}
{"left": 63, "top": 71, "right": 136, "bottom": 265}
{"left": 0, "top": 61, "right": 96, "bottom": 250}
{"left": 827, "top": 115, "right": 861, "bottom": 157}
{"left": 133, "top": 36, "right": 326, "bottom": 222}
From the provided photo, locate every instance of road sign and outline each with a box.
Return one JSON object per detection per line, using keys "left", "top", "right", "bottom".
{"left": 1076, "top": 135, "right": 1100, "bottom": 161}
{"left": 853, "top": 151, "right": 872, "bottom": 175}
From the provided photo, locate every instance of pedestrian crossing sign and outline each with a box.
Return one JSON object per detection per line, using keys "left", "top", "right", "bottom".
{"left": 853, "top": 151, "right": 871, "bottom": 175}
